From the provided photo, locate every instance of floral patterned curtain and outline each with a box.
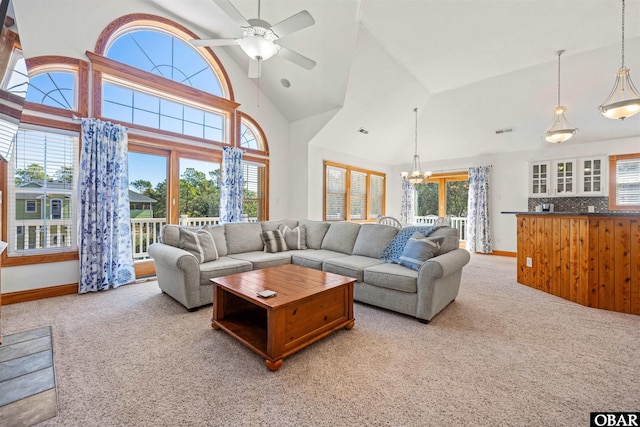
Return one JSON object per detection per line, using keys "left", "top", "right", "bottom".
{"left": 400, "top": 179, "right": 415, "bottom": 225}
{"left": 78, "top": 118, "right": 135, "bottom": 293}
{"left": 467, "top": 166, "right": 492, "bottom": 253}
{"left": 220, "top": 146, "right": 244, "bottom": 223}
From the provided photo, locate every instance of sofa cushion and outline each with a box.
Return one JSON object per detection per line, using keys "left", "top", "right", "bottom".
{"left": 224, "top": 222, "right": 264, "bottom": 254}
{"left": 379, "top": 226, "right": 437, "bottom": 263}
{"left": 261, "top": 219, "right": 299, "bottom": 232}
{"left": 363, "top": 263, "right": 418, "bottom": 293}
{"left": 203, "top": 224, "right": 228, "bottom": 257}
{"left": 323, "top": 256, "right": 386, "bottom": 282}
{"left": 320, "top": 222, "right": 361, "bottom": 254}
{"left": 161, "top": 224, "right": 195, "bottom": 248}
{"left": 397, "top": 233, "right": 445, "bottom": 271}
{"left": 291, "top": 249, "right": 349, "bottom": 270}
{"left": 180, "top": 228, "right": 219, "bottom": 263}
{"left": 352, "top": 224, "right": 399, "bottom": 258}
{"left": 261, "top": 230, "right": 288, "bottom": 253}
{"left": 279, "top": 225, "right": 307, "bottom": 250}
{"left": 228, "top": 251, "right": 291, "bottom": 270}
{"left": 298, "top": 219, "right": 330, "bottom": 249}
{"left": 428, "top": 226, "right": 460, "bottom": 255}
{"left": 199, "top": 257, "right": 253, "bottom": 286}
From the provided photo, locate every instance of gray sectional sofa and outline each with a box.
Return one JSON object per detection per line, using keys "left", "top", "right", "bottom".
{"left": 148, "top": 219, "right": 470, "bottom": 323}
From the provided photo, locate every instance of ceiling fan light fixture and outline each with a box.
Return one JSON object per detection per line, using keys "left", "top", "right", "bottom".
{"left": 599, "top": 0, "right": 640, "bottom": 120}
{"left": 239, "top": 34, "right": 280, "bottom": 60}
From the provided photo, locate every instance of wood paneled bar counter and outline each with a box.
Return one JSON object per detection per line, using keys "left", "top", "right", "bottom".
{"left": 504, "top": 212, "right": 640, "bottom": 316}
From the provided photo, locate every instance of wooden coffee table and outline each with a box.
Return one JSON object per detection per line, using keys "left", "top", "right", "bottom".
{"left": 210, "top": 264, "right": 356, "bottom": 371}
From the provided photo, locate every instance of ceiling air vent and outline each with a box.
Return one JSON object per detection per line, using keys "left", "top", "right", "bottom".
{"left": 495, "top": 127, "right": 515, "bottom": 135}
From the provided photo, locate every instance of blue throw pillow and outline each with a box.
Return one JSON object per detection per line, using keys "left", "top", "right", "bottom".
{"left": 379, "top": 226, "right": 436, "bottom": 263}
{"left": 397, "top": 232, "right": 445, "bottom": 271}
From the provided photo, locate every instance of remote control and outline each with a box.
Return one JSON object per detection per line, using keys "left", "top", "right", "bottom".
{"left": 257, "top": 290, "right": 276, "bottom": 298}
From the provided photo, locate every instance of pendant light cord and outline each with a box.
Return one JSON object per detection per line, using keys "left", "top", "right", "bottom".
{"left": 414, "top": 107, "right": 418, "bottom": 155}
{"left": 621, "top": 0, "right": 625, "bottom": 69}
{"left": 557, "top": 50, "right": 562, "bottom": 106}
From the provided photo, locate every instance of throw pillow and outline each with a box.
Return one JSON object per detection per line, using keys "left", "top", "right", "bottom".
{"left": 261, "top": 230, "right": 289, "bottom": 253}
{"left": 180, "top": 228, "right": 219, "bottom": 263}
{"left": 397, "top": 232, "right": 445, "bottom": 271}
{"left": 379, "top": 226, "right": 436, "bottom": 263}
{"left": 278, "top": 225, "right": 307, "bottom": 250}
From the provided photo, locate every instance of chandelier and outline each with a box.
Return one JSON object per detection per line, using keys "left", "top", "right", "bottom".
{"left": 401, "top": 107, "right": 431, "bottom": 184}
{"left": 545, "top": 50, "right": 578, "bottom": 143}
{"left": 599, "top": 0, "right": 640, "bottom": 120}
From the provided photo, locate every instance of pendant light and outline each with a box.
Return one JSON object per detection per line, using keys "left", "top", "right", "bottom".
{"left": 401, "top": 107, "right": 432, "bottom": 184}
{"left": 599, "top": 0, "right": 640, "bottom": 120}
{"left": 545, "top": 50, "right": 578, "bottom": 143}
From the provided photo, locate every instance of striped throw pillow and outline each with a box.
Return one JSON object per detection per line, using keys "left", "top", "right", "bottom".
{"left": 180, "top": 228, "right": 219, "bottom": 263}
{"left": 261, "top": 230, "right": 289, "bottom": 253}
{"left": 397, "top": 232, "right": 445, "bottom": 271}
{"left": 278, "top": 225, "right": 308, "bottom": 250}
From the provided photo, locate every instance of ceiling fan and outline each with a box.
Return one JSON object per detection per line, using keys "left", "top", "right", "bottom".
{"left": 191, "top": 0, "right": 316, "bottom": 79}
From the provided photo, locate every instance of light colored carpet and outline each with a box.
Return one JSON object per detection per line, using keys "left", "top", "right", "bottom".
{"left": 3, "top": 254, "right": 639, "bottom": 426}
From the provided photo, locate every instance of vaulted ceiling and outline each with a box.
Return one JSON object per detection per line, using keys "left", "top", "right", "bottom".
{"left": 12, "top": 0, "right": 640, "bottom": 167}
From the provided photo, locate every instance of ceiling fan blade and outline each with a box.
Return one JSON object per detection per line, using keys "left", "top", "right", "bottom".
{"left": 190, "top": 38, "right": 240, "bottom": 47}
{"left": 212, "top": 0, "right": 250, "bottom": 27}
{"left": 248, "top": 58, "right": 261, "bottom": 79}
{"left": 269, "top": 10, "right": 315, "bottom": 38}
{"left": 277, "top": 46, "right": 316, "bottom": 70}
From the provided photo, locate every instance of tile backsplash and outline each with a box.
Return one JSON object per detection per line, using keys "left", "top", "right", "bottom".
{"left": 527, "top": 197, "right": 611, "bottom": 213}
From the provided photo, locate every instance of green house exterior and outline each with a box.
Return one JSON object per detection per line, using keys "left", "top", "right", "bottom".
{"left": 129, "top": 190, "right": 157, "bottom": 219}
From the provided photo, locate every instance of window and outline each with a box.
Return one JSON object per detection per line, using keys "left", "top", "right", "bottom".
{"left": 105, "top": 29, "right": 223, "bottom": 97}
{"left": 1, "top": 49, "right": 28, "bottom": 97}
{"left": 102, "top": 81, "right": 225, "bottom": 142}
{"left": 25, "top": 200, "right": 36, "bottom": 213}
{"left": 50, "top": 199, "right": 62, "bottom": 219}
{"left": 7, "top": 128, "right": 77, "bottom": 255}
{"left": 243, "top": 162, "right": 267, "bottom": 221}
{"left": 609, "top": 154, "right": 640, "bottom": 210}
{"left": 25, "top": 71, "right": 76, "bottom": 110}
{"left": 323, "top": 161, "right": 386, "bottom": 222}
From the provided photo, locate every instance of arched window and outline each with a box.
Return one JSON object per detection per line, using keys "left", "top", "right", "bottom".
{"left": 106, "top": 29, "right": 223, "bottom": 97}
{"left": 26, "top": 71, "right": 75, "bottom": 110}
{"left": 239, "top": 112, "right": 269, "bottom": 154}
{"left": 91, "top": 14, "right": 237, "bottom": 145}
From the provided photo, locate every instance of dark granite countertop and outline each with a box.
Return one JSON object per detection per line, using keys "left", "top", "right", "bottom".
{"left": 501, "top": 211, "right": 640, "bottom": 216}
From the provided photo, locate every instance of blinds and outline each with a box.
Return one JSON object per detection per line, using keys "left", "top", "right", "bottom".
{"left": 326, "top": 166, "right": 346, "bottom": 220}
{"left": 350, "top": 171, "right": 366, "bottom": 220}
{"left": 7, "top": 128, "right": 77, "bottom": 255}
{"left": 616, "top": 158, "right": 640, "bottom": 205}
{"left": 369, "top": 174, "right": 384, "bottom": 218}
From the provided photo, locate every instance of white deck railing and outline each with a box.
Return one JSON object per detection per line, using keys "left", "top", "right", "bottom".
{"left": 132, "top": 215, "right": 257, "bottom": 260}
{"left": 414, "top": 215, "right": 467, "bottom": 241}
{"left": 12, "top": 219, "right": 73, "bottom": 251}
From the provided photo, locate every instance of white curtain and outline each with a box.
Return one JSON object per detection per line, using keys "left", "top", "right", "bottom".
{"left": 400, "top": 179, "right": 415, "bottom": 225}
{"left": 220, "top": 146, "right": 244, "bottom": 223}
{"left": 467, "top": 166, "right": 492, "bottom": 253}
{"left": 78, "top": 118, "right": 135, "bottom": 293}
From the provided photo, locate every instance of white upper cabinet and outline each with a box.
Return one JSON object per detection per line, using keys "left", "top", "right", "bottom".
{"left": 530, "top": 161, "right": 551, "bottom": 197}
{"left": 579, "top": 156, "right": 607, "bottom": 196}
{"left": 530, "top": 156, "right": 607, "bottom": 197}
{"left": 553, "top": 159, "right": 576, "bottom": 196}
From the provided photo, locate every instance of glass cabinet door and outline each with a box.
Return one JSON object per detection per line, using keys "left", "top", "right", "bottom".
{"left": 580, "top": 157, "right": 606, "bottom": 195}
{"left": 554, "top": 160, "right": 576, "bottom": 195}
{"left": 530, "top": 161, "right": 550, "bottom": 197}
